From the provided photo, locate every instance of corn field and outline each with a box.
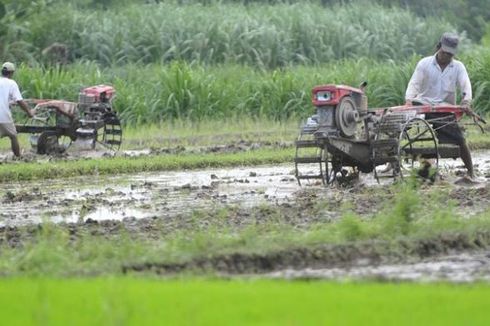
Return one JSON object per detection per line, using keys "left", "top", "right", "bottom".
{"left": 13, "top": 50, "right": 490, "bottom": 125}
{"left": 3, "top": 0, "right": 489, "bottom": 124}
{"left": 19, "top": 2, "right": 460, "bottom": 67}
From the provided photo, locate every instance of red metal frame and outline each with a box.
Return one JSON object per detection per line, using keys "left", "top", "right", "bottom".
{"left": 311, "top": 84, "right": 364, "bottom": 106}
{"left": 81, "top": 85, "right": 115, "bottom": 102}
{"left": 375, "top": 104, "right": 466, "bottom": 120}
{"left": 312, "top": 84, "right": 467, "bottom": 120}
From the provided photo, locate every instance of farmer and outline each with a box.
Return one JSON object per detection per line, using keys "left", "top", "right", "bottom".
{"left": 405, "top": 32, "right": 474, "bottom": 178}
{"left": 0, "top": 62, "right": 34, "bottom": 157}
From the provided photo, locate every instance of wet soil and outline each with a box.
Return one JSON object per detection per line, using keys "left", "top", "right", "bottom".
{"left": 0, "top": 146, "right": 489, "bottom": 281}
{"left": 266, "top": 251, "right": 490, "bottom": 282}
{"left": 1, "top": 155, "right": 489, "bottom": 228}
{"left": 0, "top": 139, "right": 293, "bottom": 163}
{"left": 122, "top": 232, "right": 490, "bottom": 278}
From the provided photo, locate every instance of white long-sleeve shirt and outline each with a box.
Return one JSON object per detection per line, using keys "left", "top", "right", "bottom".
{"left": 0, "top": 77, "right": 23, "bottom": 123}
{"left": 405, "top": 55, "right": 472, "bottom": 105}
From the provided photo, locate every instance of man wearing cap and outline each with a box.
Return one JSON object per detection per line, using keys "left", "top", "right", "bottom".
{"left": 0, "top": 62, "right": 34, "bottom": 157}
{"left": 405, "top": 32, "right": 474, "bottom": 178}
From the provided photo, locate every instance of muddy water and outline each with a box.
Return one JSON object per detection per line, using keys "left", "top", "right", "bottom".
{"left": 1, "top": 150, "right": 489, "bottom": 227}
{"left": 0, "top": 164, "right": 301, "bottom": 227}
{"left": 267, "top": 252, "right": 490, "bottom": 282}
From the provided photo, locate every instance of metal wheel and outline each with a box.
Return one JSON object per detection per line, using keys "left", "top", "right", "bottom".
{"left": 371, "top": 112, "right": 406, "bottom": 183}
{"left": 93, "top": 113, "right": 122, "bottom": 151}
{"left": 321, "top": 144, "right": 336, "bottom": 185}
{"left": 397, "top": 118, "right": 439, "bottom": 179}
{"left": 294, "top": 131, "right": 326, "bottom": 186}
{"left": 30, "top": 106, "right": 56, "bottom": 126}
{"left": 335, "top": 96, "right": 359, "bottom": 138}
{"left": 23, "top": 106, "right": 72, "bottom": 153}
{"left": 36, "top": 131, "right": 72, "bottom": 154}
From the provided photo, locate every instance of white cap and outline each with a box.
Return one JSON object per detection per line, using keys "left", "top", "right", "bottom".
{"left": 2, "top": 62, "right": 15, "bottom": 72}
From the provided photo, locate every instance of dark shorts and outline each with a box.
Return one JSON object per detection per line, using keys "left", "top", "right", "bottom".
{"left": 425, "top": 113, "right": 465, "bottom": 145}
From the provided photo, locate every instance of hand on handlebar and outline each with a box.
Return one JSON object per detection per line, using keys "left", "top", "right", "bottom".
{"left": 27, "top": 108, "right": 35, "bottom": 118}
{"left": 460, "top": 100, "right": 487, "bottom": 124}
{"left": 460, "top": 99, "right": 471, "bottom": 110}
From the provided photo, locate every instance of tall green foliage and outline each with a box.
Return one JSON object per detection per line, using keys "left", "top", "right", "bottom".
{"left": 376, "top": 0, "right": 490, "bottom": 42}
{"left": 13, "top": 52, "right": 490, "bottom": 125}
{"left": 0, "top": 0, "right": 50, "bottom": 63}
{"left": 21, "top": 2, "right": 457, "bottom": 67}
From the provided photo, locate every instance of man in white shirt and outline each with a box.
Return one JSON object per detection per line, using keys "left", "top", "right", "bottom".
{"left": 0, "top": 62, "right": 34, "bottom": 157}
{"left": 405, "top": 33, "right": 474, "bottom": 178}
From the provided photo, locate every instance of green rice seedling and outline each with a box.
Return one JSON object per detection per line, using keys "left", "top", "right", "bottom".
{"left": 4, "top": 276, "right": 490, "bottom": 324}
{"left": 378, "top": 180, "right": 421, "bottom": 237}
{"left": 337, "top": 211, "right": 366, "bottom": 242}
{"left": 2, "top": 278, "right": 490, "bottom": 325}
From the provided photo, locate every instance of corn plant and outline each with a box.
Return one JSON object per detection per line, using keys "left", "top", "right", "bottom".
{"left": 21, "top": 2, "right": 460, "bottom": 68}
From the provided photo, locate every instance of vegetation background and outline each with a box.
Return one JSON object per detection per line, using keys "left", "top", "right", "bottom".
{"left": 1, "top": 0, "right": 489, "bottom": 123}
{"left": 1, "top": 2, "right": 490, "bottom": 322}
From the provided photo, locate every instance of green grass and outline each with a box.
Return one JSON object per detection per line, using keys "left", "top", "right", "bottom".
{"left": 0, "top": 147, "right": 295, "bottom": 182}
{"left": 120, "top": 117, "right": 299, "bottom": 149}
{"left": 1, "top": 278, "right": 490, "bottom": 325}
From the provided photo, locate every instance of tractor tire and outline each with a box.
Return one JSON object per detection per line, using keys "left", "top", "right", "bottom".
{"left": 37, "top": 131, "right": 61, "bottom": 155}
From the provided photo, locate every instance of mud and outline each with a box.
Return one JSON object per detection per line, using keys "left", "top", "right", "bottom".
{"left": 266, "top": 251, "right": 490, "bottom": 282}
{"left": 0, "top": 139, "right": 292, "bottom": 162}
{"left": 1, "top": 149, "right": 489, "bottom": 227}
{"left": 1, "top": 161, "right": 488, "bottom": 228}
{"left": 0, "top": 146, "right": 489, "bottom": 281}
{"left": 122, "top": 232, "right": 490, "bottom": 278}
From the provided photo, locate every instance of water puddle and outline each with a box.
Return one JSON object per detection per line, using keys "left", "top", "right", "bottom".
{"left": 1, "top": 150, "right": 489, "bottom": 227}
{"left": 0, "top": 164, "right": 303, "bottom": 227}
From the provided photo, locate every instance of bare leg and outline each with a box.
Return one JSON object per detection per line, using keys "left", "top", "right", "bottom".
{"left": 9, "top": 135, "right": 21, "bottom": 157}
{"left": 459, "top": 141, "right": 474, "bottom": 178}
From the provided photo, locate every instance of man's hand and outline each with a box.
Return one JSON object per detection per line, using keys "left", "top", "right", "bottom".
{"left": 17, "top": 100, "right": 35, "bottom": 118}
{"left": 26, "top": 108, "right": 35, "bottom": 118}
{"left": 460, "top": 100, "right": 487, "bottom": 124}
{"left": 460, "top": 99, "right": 471, "bottom": 109}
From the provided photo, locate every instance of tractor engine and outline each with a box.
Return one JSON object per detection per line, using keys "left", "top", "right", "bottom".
{"left": 78, "top": 85, "right": 115, "bottom": 116}
{"left": 308, "top": 84, "right": 368, "bottom": 139}
{"left": 294, "top": 83, "right": 375, "bottom": 184}
{"left": 76, "top": 85, "right": 117, "bottom": 137}
{"left": 75, "top": 85, "right": 122, "bottom": 149}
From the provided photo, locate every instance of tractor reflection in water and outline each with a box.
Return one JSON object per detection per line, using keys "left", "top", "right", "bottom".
{"left": 15, "top": 85, "right": 122, "bottom": 154}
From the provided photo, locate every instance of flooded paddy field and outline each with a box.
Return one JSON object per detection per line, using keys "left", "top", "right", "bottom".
{"left": 0, "top": 146, "right": 489, "bottom": 281}
{"left": 1, "top": 149, "right": 489, "bottom": 226}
